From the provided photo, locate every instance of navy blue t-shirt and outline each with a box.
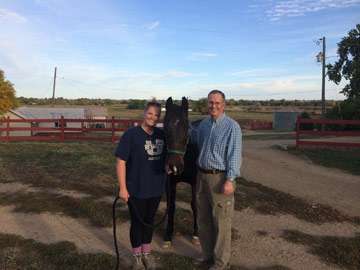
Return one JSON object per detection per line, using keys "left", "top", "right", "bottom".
{"left": 115, "top": 126, "right": 166, "bottom": 199}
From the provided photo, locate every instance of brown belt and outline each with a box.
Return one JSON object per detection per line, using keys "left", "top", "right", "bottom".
{"left": 198, "top": 166, "right": 225, "bottom": 174}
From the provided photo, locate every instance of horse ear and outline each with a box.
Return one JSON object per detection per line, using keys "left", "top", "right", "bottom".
{"left": 166, "top": 97, "right": 173, "bottom": 110}
{"left": 181, "top": 97, "right": 188, "bottom": 113}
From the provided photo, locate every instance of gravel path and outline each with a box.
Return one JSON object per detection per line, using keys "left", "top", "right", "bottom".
{"left": 242, "top": 139, "right": 360, "bottom": 217}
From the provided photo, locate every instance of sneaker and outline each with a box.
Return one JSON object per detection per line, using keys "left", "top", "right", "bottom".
{"left": 208, "top": 262, "right": 230, "bottom": 270}
{"left": 132, "top": 254, "right": 145, "bottom": 270}
{"left": 142, "top": 253, "right": 156, "bottom": 270}
{"left": 193, "top": 257, "right": 214, "bottom": 267}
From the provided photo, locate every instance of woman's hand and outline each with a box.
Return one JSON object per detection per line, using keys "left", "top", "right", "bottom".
{"left": 119, "top": 188, "right": 130, "bottom": 203}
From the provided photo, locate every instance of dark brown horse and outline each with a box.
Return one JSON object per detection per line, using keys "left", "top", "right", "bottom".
{"left": 163, "top": 97, "right": 199, "bottom": 247}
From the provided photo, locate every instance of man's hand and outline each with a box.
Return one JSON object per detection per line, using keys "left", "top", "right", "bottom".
{"left": 119, "top": 188, "right": 130, "bottom": 203}
{"left": 223, "top": 180, "right": 235, "bottom": 195}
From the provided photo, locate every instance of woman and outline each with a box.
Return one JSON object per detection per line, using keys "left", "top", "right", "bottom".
{"left": 115, "top": 101, "right": 166, "bottom": 270}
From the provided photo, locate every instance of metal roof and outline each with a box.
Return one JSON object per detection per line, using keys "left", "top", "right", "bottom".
{"left": 14, "top": 107, "right": 86, "bottom": 119}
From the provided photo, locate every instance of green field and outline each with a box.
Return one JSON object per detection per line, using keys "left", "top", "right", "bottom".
{"left": 106, "top": 104, "right": 273, "bottom": 122}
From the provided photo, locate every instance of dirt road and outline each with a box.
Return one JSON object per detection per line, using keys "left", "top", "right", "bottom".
{"left": 242, "top": 139, "right": 360, "bottom": 217}
{"left": 1, "top": 139, "right": 359, "bottom": 269}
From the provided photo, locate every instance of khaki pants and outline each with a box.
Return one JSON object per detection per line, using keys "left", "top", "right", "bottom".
{"left": 196, "top": 171, "right": 234, "bottom": 269}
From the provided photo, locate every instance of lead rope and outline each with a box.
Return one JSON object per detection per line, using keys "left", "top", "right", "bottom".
{"left": 112, "top": 175, "right": 172, "bottom": 270}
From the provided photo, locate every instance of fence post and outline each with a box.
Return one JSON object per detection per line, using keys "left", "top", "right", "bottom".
{"left": 296, "top": 116, "right": 300, "bottom": 148}
{"left": 60, "top": 116, "right": 65, "bottom": 142}
{"left": 6, "top": 116, "right": 10, "bottom": 142}
{"left": 111, "top": 116, "right": 115, "bottom": 143}
{"left": 81, "top": 120, "right": 85, "bottom": 133}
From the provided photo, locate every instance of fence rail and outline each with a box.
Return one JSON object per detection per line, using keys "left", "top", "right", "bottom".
{"left": 0, "top": 117, "right": 142, "bottom": 143}
{"left": 296, "top": 117, "right": 360, "bottom": 148}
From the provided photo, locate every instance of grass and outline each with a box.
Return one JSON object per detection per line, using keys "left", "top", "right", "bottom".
{"left": 1, "top": 141, "right": 359, "bottom": 269}
{"left": 0, "top": 142, "right": 118, "bottom": 198}
{"left": 0, "top": 233, "right": 201, "bottom": 270}
{"left": 2, "top": 141, "right": 359, "bottom": 227}
{"left": 105, "top": 104, "right": 273, "bottom": 122}
{"left": 282, "top": 230, "right": 360, "bottom": 270}
{"left": 0, "top": 233, "right": 116, "bottom": 270}
{"left": 0, "top": 191, "right": 129, "bottom": 227}
{"left": 243, "top": 133, "right": 295, "bottom": 141}
{"left": 288, "top": 147, "right": 360, "bottom": 175}
{"left": 235, "top": 178, "right": 360, "bottom": 225}
{"left": 0, "top": 233, "right": 260, "bottom": 270}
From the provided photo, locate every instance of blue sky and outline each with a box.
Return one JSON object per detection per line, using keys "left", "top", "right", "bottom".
{"left": 0, "top": 0, "right": 359, "bottom": 100}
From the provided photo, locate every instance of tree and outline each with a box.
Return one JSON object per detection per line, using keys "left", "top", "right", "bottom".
{"left": 191, "top": 98, "right": 208, "bottom": 114}
{"left": 127, "top": 99, "right": 146, "bottom": 110}
{"left": 0, "top": 69, "right": 18, "bottom": 115}
{"left": 327, "top": 24, "right": 360, "bottom": 100}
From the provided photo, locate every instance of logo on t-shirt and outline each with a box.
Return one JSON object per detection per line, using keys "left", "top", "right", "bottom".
{"left": 144, "top": 139, "right": 164, "bottom": 160}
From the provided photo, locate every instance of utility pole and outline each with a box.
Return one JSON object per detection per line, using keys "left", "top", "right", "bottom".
{"left": 52, "top": 67, "right": 57, "bottom": 106}
{"left": 321, "top": 37, "right": 326, "bottom": 118}
{"left": 316, "top": 37, "right": 326, "bottom": 118}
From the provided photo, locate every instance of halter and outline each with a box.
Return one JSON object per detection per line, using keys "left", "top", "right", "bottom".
{"left": 167, "top": 149, "right": 186, "bottom": 155}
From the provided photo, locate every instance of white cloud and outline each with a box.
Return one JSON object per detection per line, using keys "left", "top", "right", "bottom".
{"left": 0, "top": 8, "right": 27, "bottom": 23}
{"left": 267, "top": 0, "right": 360, "bottom": 21}
{"left": 189, "top": 52, "right": 217, "bottom": 61}
{"left": 229, "top": 68, "right": 287, "bottom": 78}
{"left": 166, "top": 71, "right": 193, "bottom": 78}
{"left": 145, "top": 21, "right": 160, "bottom": 30}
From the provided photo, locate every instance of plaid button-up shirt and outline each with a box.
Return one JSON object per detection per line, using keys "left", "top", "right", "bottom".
{"left": 192, "top": 113, "right": 242, "bottom": 180}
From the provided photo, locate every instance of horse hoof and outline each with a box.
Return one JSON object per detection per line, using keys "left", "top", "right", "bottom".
{"left": 192, "top": 236, "right": 200, "bottom": 245}
{"left": 162, "top": 241, "right": 172, "bottom": 249}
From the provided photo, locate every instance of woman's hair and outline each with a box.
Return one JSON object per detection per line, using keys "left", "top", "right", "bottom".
{"left": 144, "top": 100, "right": 161, "bottom": 112}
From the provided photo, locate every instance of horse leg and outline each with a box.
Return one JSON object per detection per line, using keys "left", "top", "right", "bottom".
{"left": 163, "top": 180, "right": 177, "bottom": 248}
{"left": 191, "top": 181, "right": 200, "bottom": 245}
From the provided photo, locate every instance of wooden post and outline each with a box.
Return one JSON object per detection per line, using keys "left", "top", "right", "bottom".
{"left": 60, "top": 116, "right": 65, "bottom": 142}
{"left": 6, "top": 116, "right": 10, "bottom": 142}
{"left": 296, "top": 116, "right": 300, "bottom": 148}
{"left": 111, "top": 117, "right": 115, "bottom": 143}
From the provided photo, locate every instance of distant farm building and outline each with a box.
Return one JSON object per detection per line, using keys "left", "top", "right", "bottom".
{"left": 84, "top": 106, "right": 108, "bottom": 128}
{"left": 14, "top": 107, "right": 86, "bottom": 135}
{"left": 273, "top": 109, "right": 301, "bottom": 130}
{"left": 0, "top": 110, "right": 31, "bottom": 136}
{"left": 1, "top": 107, "right": 109, "bottom": 137}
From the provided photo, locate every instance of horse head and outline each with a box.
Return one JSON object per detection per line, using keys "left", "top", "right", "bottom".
{"left": 164, "top": 97, "right": 189, "bottom": 175}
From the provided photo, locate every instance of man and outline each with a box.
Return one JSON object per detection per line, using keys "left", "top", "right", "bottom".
{"left": 193, "top": 90, "right": 242, "bottom": 270}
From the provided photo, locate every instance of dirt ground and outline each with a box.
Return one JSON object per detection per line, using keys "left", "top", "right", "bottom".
{"left": 1, "top": 139, "right": 359, "bottom": 269}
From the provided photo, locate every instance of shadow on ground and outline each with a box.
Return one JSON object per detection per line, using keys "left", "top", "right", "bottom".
{"left": 282, "top": 230, "right": 360, "bottom": 270}
{"left": 235, "top": 178, "right": 360, "bottom": 225}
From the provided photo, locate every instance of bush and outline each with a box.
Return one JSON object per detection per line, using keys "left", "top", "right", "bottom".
{"left": 325, "top": 99, "right": 360, "bottom": 130}
{"left": 191, "top": 98, "right": 208, "bottom": 114}
{"left": 299, "top": 112, "right": 314, "bottom": 130}
{"left": 126, "top": 99, "right": 146, "bottom": 110}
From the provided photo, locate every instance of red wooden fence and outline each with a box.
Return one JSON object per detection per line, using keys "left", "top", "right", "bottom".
{"left": 0, "top": 117, "right": 142, "bottom": 143}
{"left": 296, "top": 117, "right": 360, "bottom": 148}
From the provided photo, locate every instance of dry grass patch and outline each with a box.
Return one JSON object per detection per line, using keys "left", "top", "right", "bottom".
{"left": 0, "top": 142, "right": 117, "bottom": 198}
{"left": 0, "top": 191, "right": 129, "bottom": 227}
{"left": 0, "top": 233, "right": 116, "bottom": 270}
